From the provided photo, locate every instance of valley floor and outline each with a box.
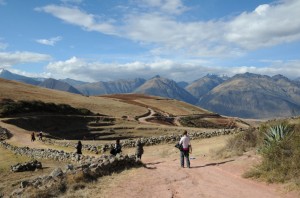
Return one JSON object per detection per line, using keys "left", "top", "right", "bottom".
{"left": 0, "top": 121, "right": 299, "bottom": 198}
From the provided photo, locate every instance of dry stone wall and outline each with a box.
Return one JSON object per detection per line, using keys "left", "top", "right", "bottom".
{"left": 43, "top": 128, "right": 242, "bottom": 153}
{"left": 11, "top": 153, "right": 142, "bottom": 197}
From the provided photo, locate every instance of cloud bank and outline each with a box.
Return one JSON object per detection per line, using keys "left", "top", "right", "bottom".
{"left": 37, "top": 0, "right": 300, "bottom": 57}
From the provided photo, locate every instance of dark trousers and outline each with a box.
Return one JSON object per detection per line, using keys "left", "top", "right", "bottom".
{"left": 180, "top": 150, "right": 190, "bottom": 168}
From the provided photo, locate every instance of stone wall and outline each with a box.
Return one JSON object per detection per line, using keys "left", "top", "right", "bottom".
{"left": 0, "top": 139, "right": 142, "bottom": 197}
{"left": 11, "top": 153, "right": 142, "bottom": 197}
{"left": 43, "top": 128, "right": 242, "bottom": 153}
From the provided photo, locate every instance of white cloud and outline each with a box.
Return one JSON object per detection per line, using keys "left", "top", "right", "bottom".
{"left": 35, "top": 5, "right": 117, "bottom": 35}
{"left": 36, "top": 36, "right": 62, "bottom": 46}
{"left": 46, "top": 56, "right": 207, "bottom": 82}
{"left": 0, "top": 51, "right": 51, "bottom": 67}
{"left": 8, "top": 69, "right": 52, "bottom": 79}
{"left": 45, "top": 56, "right": 300, "bottom": 82}
{"left": 37, "top": 0, "right": 300, "bottom": 58}
{"left": 225, "top": 0, "right": 300, "bottom": 50}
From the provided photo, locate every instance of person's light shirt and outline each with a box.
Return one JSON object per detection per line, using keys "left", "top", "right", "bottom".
{"left": 179, "top": 135, "right": 190, "bottom": 149}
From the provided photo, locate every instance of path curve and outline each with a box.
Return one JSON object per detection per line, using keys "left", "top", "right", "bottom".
{"left": 138, "top": 108, "right": 157, "bottom": 124}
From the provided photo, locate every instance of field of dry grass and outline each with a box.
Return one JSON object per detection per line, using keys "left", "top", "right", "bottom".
{"left": 102, "top": 94, "right": 210, "bottom": 116}
{"left": 0, "top": 147, "right": 67, "bottom": 196}
{"left": 0, "top": 79, "right": 147, "bottom": 118}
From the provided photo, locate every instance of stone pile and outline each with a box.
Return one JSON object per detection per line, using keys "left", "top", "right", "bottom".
{"left": 11, "top": 160, "right": 42, "bottom": 172}
{"left": 0, "top": 127, "right": 11, "bottom": 140}
{"left": 11, "top": 153, "right": 142, "bottom": 197}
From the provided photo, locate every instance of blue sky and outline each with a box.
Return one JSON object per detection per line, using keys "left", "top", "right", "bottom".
{"left": 0, "top": 0, "right": 300, "bottom": 82}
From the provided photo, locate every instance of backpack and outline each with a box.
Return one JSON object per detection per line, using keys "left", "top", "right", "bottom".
{"left": 175, "top": 142, "right": 183, "bottom": 151}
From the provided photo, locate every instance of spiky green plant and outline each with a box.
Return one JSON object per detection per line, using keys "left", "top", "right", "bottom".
{"left": 264, "top": 124, "right": 293, "bottom": 147}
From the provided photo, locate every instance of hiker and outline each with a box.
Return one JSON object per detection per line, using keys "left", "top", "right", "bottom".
{"left": 76, "top": 140, "right": 82, "bottom": 155}
{"left": 38, "top": 131, "right": 43, "bottom": 140}
{"left": 135, "top": 139, "right": 144, "bottom": 160}
{"left": 31, "top": 132, "right": 36, "bottom": 142}
{"left": 110, "top": 139, "right": 122, "bottom": 156}
{"left": 179, "top": 130, "right": 192, "bottom": 168}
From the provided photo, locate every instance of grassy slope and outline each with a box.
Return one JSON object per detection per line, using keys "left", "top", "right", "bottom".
{"left": 0, "top": 79, "right": 147, "bottom": 118}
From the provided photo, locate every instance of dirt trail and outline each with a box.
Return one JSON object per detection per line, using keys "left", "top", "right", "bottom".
{"left": 0, "top": 120, "right": 47, "bottom": 149}
{"left": 0, "top": 121, "right": 298, "bottom": 198}
{"left": 138, "top": 108, "right": 156, "bottom": 124}
{"left": 103, "top": 154, "right": 298, "bottom": 198}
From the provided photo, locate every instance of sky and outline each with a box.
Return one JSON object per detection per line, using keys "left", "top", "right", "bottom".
{"left": 0, "top": 0, "right": 300, "bottom": 82}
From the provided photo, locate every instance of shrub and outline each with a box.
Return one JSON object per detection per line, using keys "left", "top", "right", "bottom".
{"left": 245, "top": 123, "right": 300, "bottom": 185}
{"left": 214, "top": 127, "right": 259, "bottom": 158}
{"left": 263, "top": 124, "right": 293, "bottom": 147}
{"left": 0, "top": 99, "right": 94, "bottom": 117}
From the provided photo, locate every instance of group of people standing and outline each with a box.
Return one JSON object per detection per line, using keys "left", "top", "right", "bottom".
{"left": 31, "top": 131, "right": 43, "bottom": 142}
{"left": 75, "top": 138, "right": 144, "bottom": 160}
{"left": 110, "top": 139, "right": 144, "bottom": 160}
{"left": 38, "top": 130, "right": 192, "bottom": 168}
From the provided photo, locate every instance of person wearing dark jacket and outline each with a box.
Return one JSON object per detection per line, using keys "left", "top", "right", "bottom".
{"left": 135, "top": 139, "right": 144, "bottom": 160}
{"left": 31, "top": 132, "right": 36, "bottom": 142}
{"left": 110, "top": 139, "right": 122, "bottom": 155}
{"left": 76, "top": 141, "right": 82, "bottom": 155}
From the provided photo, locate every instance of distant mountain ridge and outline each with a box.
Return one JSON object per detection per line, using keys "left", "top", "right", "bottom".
{"left": 0, "top": 69, "right": 40, "bottom": 85}
{"left": 2, "top": 69, "right": 300, "bottom": 118}
{"left": 198, "top": 72, "right": 300, "bottom": 118}
{"left": 39, "top": 78, "right": 82, "bottom": 94}
{"left": 0, "top": 69, "right": 81, "bottom": 94}
{"left": 76, "top": 78, "right": 146, "bottom": 95}
{"left": 134, "top": 76, "right": 197, "bottom": 104}
{"left": 186, "top": 74, "right": 225, "bottom": 98}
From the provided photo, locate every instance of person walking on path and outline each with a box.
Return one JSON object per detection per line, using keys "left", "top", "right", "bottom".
{"left": 179, "top": 130, "right": 192, "bottom": 168}
{"left": 135, "top": 139, "right": 144, "bottom": 160}
{"left": 38, "top": 131, "right": 43, "bottom": 140}
{"left": 31, "top": 132, "right": 36, "bottom": 142}
{"left": 76, "top": 140, "right": 82, "bottom": 155}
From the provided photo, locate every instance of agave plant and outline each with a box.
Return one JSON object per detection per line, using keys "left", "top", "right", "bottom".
{"left": 264, "top": 124, "right": 293, "bottom": 147}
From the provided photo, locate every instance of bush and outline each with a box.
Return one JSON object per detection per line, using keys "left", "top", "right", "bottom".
{"left": 0, "top": 99, "right": 94, "bottom": 117}
{"left": 214, "top": 127, "right": 259, "bottom": 158}
{"left": 245, "top": 123, "right": 300, "bottom": 185}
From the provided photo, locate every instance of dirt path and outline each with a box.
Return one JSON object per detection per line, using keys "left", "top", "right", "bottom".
{"left": 103, "top": 156, "right": 297, "bottom": 198}
{"left": 0, "top": 120, "right": 47, "bottom": 149}
{"left": 138, "top": 108, "right": 156, "bottom": 124}
{"left": 101, "top": 143, "right": 298, "bottom": 198}
{"left": 1, "top": 121, "right": 298, "bottom": 198}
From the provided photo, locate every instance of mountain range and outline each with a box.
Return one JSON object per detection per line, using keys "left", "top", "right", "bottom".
{"left": 1, "top": 68, "right": 300, "bottom": 119}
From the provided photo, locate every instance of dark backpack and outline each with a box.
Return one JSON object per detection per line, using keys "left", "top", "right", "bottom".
{"left": 175, "top": 142, "right": 183, "bottom": 151}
